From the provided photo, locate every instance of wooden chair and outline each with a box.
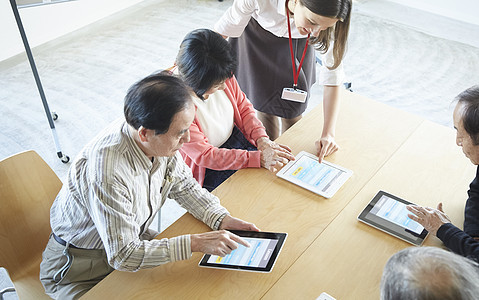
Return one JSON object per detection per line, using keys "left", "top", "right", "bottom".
{"left": 0, "top": 150, "right": 62, "bottom": 299}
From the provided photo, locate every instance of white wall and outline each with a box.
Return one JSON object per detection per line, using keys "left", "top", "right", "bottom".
{"left": 386, "top": 0, "right": 479, "bottom": 26}
{"left": 1, "top": 0, "right": 143, "bottom": 62}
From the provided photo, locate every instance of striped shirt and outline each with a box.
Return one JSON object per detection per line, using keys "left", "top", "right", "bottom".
{"left": 50, "top": 119, "right": 229, "bottom": 272}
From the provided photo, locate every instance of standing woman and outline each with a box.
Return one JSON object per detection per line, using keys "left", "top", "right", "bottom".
{"left": 215, "top": 0, "right": 351, "bottom": 162}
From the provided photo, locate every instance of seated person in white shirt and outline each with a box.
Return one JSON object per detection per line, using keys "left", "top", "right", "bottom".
{"left": 39, "top": 72, "right": 258, "bottom": 299}
{"left": 175, "top": 29, "right": 295, "bottom": 191}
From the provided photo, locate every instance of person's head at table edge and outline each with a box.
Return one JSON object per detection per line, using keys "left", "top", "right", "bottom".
{"left": 380, "top": 246, "right": 479, "bottom": 300}
{"left": 175, "top": 28, "right": 236, "bottom": 101}
{"left": 454, "top": 85, "right": 479, "bottom": 165}
{"left": 124, "top": 72, "right": 195, "bottom": 159}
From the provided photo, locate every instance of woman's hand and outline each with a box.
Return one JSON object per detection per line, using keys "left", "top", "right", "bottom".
{"left": 315, "top": 135, "right": 339, "bottom": 163}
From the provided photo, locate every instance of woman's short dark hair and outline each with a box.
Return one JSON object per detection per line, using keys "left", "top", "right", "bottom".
{"left": 456, "top": 85, "right": 479, "bottom": 145}
{"left": 124, "top": 71, "right": 192, "bottom": 135}
{"left": 176, "top": 28, "right": 237, "bottom": 99}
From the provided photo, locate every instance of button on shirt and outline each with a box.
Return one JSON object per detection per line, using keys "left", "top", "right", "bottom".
{"left": 214, "top": 0, "right": 345, "bottom": 86}
{"left": 50, "top": 119, "right": 229, "bottom": 271}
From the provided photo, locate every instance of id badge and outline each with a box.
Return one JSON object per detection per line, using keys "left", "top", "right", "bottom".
{"left": 281, "top": 87, "right": 307, "bottom": 103}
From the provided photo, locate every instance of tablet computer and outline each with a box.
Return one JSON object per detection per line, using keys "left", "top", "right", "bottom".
{"left": 198, "top": 230, "right": 287, "bottom": 273}
{"left": 276, "top": 151, "right": 353, "bottom": 198}
{"left": 358, "top": 191, "right": 428, "bottom": 246}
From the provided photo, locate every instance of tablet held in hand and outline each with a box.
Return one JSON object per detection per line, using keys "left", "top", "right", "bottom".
{"left": 198, "top": 230, "right": 287, "bottom": 273}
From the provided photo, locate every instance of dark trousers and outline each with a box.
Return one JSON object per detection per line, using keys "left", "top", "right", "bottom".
{"left": 203, "top": 126, "right": 257, "bottom": 192}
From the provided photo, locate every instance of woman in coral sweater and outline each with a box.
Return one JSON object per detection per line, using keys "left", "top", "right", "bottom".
{"left": 176, "top": 29, "right": 294, "bottom": 191}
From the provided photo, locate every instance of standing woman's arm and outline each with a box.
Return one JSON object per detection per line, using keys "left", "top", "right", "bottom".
{"left": 314, "top": 39, "right": 345, "bottom": 162}
{"left": 311, "top": 0, "right": 352, "bottom": 162}
{"left": 214, "top": 0, "right": 257, "bottom": 38}
{"left": 316, "top": 85, "right": 340, "bottom": 162}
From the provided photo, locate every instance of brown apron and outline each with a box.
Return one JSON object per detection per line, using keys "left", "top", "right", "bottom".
{"left": 229, "top": 17, "right": 316, "bottom": 119}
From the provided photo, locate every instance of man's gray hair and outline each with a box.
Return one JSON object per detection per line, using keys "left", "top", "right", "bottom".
{"left": 456, "top": 85, "right": 479, "bottom": 145}
{"left": 380, "top": 247, "right": 479, "bottom": 300}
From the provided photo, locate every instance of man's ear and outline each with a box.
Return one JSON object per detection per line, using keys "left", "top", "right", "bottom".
{"left": 138, "top": 126, "right": 149, "bottom": 142}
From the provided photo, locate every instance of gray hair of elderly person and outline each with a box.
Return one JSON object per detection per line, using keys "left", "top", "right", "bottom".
{"left": 455, "top": 85, "right": 479, "bottom": 145}
{"left": 380, "top": 247, "right": 479, "bottom": 300}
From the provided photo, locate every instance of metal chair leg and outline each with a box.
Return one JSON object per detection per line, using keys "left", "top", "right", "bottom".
{"left": 9, "top": 0, "right": 70, "bottom": 164}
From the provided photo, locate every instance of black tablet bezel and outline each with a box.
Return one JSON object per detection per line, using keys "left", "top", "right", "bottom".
{"left": 358, "top": 191, "right": 428, "bottom": 246}
{"left": 198, "top": 230, "right": 287, "bottom": 273}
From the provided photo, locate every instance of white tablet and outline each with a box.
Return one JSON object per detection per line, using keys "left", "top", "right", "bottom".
{"left": 276, "top": 151, "right": 353, "bottom": 198}
{"left": 198, "top": 230, "right": 287, "bottom": 273}
{"left": 358, "top": 191, "right": 429, "bottom": 246}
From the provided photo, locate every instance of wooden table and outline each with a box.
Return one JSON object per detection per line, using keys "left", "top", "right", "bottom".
{"left": 83, "top": 91, "right": 474, "bottom": 299}
{"left": 263, "top": 120, "right": 475, "bottom": 299}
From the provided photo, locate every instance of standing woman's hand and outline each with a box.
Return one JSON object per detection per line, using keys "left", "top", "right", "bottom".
{"left": 315, "top": 135, "right": 339, "bottom": 163}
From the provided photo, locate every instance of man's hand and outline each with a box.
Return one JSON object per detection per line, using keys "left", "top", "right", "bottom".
{"left": 407, "top": 203, "right": 452, "bottom": 236}
{"left": 190, "top": 230, "right": 250, "bottom": 257}
{"left": 219, "top": 215, "right": 260, "bottom": 232}
{"left": 257, "top": 137, "right": 295, "bottom": 172}
{"left": 190, "top": 216, "right": 259, "bottom": 257}
{"left": 315, "top": 135, "right": 339, "bottom": 163}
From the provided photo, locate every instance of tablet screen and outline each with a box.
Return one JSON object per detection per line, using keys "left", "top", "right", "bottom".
{"left": 199, "top": 231, "right": 287, "bottom": 273}
{"left": 372, "top": 194, "right": 424, "bottom": 235}
{"left": 276, "top": 151, "right": 353, "bottom": 198}
{"left": 358, "top": 191, "right": 428, "bottom": 246}
{"left": 206, "top": 237, "right": 278, "bottom": 268}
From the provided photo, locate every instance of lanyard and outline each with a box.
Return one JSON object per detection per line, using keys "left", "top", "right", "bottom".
{"left": 286, "top": 1, "right": 310, "bottom": 89}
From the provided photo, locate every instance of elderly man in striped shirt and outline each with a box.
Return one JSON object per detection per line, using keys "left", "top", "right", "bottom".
{"left": 39, "top": 72, "right": 258, "bottom": 299}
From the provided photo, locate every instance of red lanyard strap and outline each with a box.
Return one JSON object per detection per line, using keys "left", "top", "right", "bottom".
{"left": 286, "top": 1, "right": 310, "bottom": 89}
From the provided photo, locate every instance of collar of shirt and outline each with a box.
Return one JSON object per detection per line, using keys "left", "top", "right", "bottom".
{"left": 269, "top": 0, "right": 302, "bottom": 38}
{"left": 122, "top": 122, "right": 159, "bottom": 172}
{"left": 275, "top": 0, "right": 286, "bottom": 16}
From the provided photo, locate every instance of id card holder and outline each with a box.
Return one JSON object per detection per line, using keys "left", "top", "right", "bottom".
{"left": 281, "top": 87, "right": 307, "bottom": 103}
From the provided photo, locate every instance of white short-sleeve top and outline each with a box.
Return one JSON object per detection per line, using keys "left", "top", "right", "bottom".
{"left": 214, "top": 0, "right": 346, "bottom": 86}
{"left": 192, "top": 91, "right": 234, "bottom": 147}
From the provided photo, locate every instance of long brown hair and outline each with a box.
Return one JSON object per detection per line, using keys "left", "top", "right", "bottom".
{"left": 299, "top": 0, "right": 351, "bottom": 69}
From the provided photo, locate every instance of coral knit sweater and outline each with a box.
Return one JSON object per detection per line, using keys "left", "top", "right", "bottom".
{"left": 179, "top": 75, "right": 268, "bottom": 186}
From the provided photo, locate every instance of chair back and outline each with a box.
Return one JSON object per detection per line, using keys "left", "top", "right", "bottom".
{"left": 0, "top": 150, "right": 62, "bottom": 280}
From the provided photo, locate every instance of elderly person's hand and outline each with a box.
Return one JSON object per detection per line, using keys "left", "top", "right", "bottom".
{"left": 256, "top": 137, "right": 295, "bottom": 172}
{"left": 190, "top": 216, "right": 259, "bottom": 257}
{"left": 190, "top": 230, "right": 250, "bottom": 257}
{"left": 407, "top": 203, "right": 452, "bottom": 236}
{"left": 219, "top": 215, "right": 259, "bottom": 232}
